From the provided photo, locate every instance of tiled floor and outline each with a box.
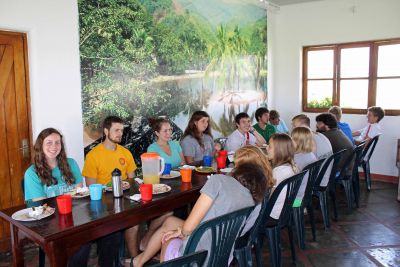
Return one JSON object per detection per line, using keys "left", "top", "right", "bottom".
{"left": 1, "top": 181, "right": 399, "bottom": 267}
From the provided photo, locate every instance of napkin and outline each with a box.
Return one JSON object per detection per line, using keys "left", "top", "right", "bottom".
{"left": 130, "top": 194, "right": 141, "bottom": 201}
{"left": 76, "top": 186, "right": 89, "bottom": 193}
{"left": 179, "top": 165, "right": 196, "bottom": 170}
{"left": 207, "top": 174, "right": 214, "bottom": 179}
{"left": 135, "top": 178, "right": 143, "bottom": 184}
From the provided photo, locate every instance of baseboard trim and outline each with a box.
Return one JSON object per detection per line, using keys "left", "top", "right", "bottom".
{"left": 359, "top": 172, "right": 399, "bottom": 184}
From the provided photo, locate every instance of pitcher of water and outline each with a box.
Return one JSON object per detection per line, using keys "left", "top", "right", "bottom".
{"left": 141, "top": 152, "right": 165, "bottom": 184}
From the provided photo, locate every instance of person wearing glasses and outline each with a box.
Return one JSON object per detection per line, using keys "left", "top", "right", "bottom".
{"left": 147, "top": 117, "right": 185, "bottom": 168}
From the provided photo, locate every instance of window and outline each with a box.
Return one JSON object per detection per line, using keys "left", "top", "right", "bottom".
{"left": 303, "top": 39, "right": 400, "bottom": 115}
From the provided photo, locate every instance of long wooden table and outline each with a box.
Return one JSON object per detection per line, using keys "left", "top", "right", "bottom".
{"left": 0, "top": 172, "right": 208, "bottom": 267}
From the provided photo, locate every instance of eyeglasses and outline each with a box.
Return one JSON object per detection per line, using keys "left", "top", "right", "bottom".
{"left": 161, "top": 128, "right": 173, "bottom": 133}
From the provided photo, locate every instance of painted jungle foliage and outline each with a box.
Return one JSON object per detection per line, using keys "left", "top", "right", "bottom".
{"left": 79, "top": 0, "right": 267, "bottom": 160}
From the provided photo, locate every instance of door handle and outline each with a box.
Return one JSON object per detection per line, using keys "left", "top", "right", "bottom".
{"left": 19, "top": 138, "right": 30, "bottom": 158}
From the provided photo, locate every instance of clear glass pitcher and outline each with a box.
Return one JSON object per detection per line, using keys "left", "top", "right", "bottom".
{"left": 141, "top": 152, "right": 165, "bottom": 184}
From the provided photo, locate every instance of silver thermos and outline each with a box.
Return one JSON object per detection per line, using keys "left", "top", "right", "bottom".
{"left": 111, "top": 168, "right": 123, "bottom": 198}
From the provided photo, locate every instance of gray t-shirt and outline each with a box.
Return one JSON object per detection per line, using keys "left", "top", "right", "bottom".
{"left": 180, "top": 134, "right": 214, "bottom": 161}
{"left": 294, "top": 152, "right": 317, "bottom": 200}
{"left": 313, "top": 133, "right": 333, "bottom": 186}
{"left": 180, "top": 174, "right": 255, "bottom": 263}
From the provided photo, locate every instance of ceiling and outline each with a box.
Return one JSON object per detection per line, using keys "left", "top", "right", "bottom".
{"left": 266, "top": 0, "right": 324, "bottom": 6}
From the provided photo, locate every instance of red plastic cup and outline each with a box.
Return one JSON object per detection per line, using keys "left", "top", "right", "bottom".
{"left": 219, "top": 150, "right": 228, "bottom": 157}
{"left": 56, "top": 195, "right": 72, "bottom": 214}
{"left": 180, "top": 168, "right": 192, "bottom": 183}
{"left": 216, "top": 156, "right": 227, "bottom": 169}
{"left": 140, "top": 184, "right": 153, "bottom": 201}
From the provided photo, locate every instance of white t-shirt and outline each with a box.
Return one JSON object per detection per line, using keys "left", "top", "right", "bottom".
{"left": 225, "top": 129, "right": 256, "bottom": 152}
{"left": 357, "top": 123, "right": 382, "bottom": 141}
{"left": 270, "top": 164, "right": 296, "bottom": 219}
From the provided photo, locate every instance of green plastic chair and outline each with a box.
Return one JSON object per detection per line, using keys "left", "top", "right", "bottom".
{"left": 359, "top": 135, "right": 379, "bottom": 191}
{"left": 233, "top": 171, "right": 307, "bottom": 267}
{"left": 150, "top": 250, "right": 208, "bottom": 267}
{"left": 183, "top": 206, "right": 254, "bottom": 267}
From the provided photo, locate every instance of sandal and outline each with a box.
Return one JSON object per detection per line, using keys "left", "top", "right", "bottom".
{"left": 122, "top": 257, "right": 137, "bottom": 267}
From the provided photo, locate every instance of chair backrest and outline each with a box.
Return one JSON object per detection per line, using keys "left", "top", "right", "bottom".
{"left": 183, "top": 206, "right": 253, "bottom": 267}
{"left": 21, "top": 178, "right": 25, "bottom": 196}
{"left": 314, "top": 150, "right": 345, "bottom": 191}
{"left": 242, "top": 171, "right": 304, "bottom": 239}
{"left": 300, "top": 158, "right": 325, "bottom": 207}
{"left": 352, "top": 142, "right": 366, "bottom": 177}
{"left": 336, "top": 146, "right": 361, "bottom": 180}
{"left": 150, "top": 250, "right": 208, "bottom": 267}
{"left": 361, "top": 135, "right": 379, "bottom": 162}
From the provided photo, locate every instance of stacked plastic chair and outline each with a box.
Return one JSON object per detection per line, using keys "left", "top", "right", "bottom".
{"left": 234, "top": 171, "right": 307, "bottom": 267}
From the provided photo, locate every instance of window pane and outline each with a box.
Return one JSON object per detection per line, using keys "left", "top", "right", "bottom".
{"left": 378, "top": 44, "right": 400, "bottom": 77}
{"left": 376, "top": 78, "right": 400, "bottom": 109}
{"left": 307, "top": 50, "right": 334, "bottom": 79}
{"left": 307, "top": 80, "right": 332, "bottom": 108}
{"left": 340, "top": 80, "right": 368, "bottom": 109}
{"left": 340, "top": 47, "right": 370, "bottom": 78}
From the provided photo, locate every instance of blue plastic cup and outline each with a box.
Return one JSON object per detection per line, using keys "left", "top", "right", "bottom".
{"left": 162, "top": 163, "right": 172, "bottom": 175}
{"left": 89, "top": 184, "right": 103, "bottom": 201}
{"left": 203, "top": 155, "right": 213, "bottom": 167}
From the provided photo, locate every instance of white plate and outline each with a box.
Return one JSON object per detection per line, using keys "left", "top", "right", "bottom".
{"left": 220, "top": 167, "right": 233, "bottom": 173}
{"left": 160, "top": 170, "right": 181, "bottom": 179}
{"left": 153, "top": 184, "right": 171, "bottom": 195}
{"left": 12, "top": 206, "right": 55, "bottom": 222}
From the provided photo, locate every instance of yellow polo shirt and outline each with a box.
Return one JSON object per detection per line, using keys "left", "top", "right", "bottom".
{"left": 82, "top": 143, "right": 137, "bottom": 185}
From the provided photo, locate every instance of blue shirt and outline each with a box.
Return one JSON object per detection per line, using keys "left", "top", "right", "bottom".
{"left": 338, "top": 121, "right": 355, "bottom": 145}
{"left": 273, "top": 120, "right": 289, "bottom": 134}
{"left": 24, "top": 158, "right": 83, "bottom": 201}
{"left": 147, "top": 141, "right": 183, "bottom": 168}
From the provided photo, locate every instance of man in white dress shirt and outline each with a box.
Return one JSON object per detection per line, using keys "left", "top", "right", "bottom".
{"left": 226, "top": 112, "right": 266, "bottom": 152}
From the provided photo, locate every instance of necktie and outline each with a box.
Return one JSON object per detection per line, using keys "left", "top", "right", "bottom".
{"left": 246, "top": 132, "right": 250, "bottom": 145}
{"left": 365, "top": 124, "right": 371, "bottom": 139}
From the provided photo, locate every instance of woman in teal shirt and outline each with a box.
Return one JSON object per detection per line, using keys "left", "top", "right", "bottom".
{"left": 24, "top": 128, "right": 83, "bottom": 201}
{"left": 147, "top": 117, "right": 185, "bottom": 168}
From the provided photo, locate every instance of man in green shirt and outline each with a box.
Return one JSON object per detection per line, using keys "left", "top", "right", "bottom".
{"left": 253, "top": 107, "right": 276, "bottom": 144}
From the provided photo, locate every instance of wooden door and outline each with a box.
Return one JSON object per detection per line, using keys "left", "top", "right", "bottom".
{"left": 0, "top": 31, "right": 32, "bottom": 252}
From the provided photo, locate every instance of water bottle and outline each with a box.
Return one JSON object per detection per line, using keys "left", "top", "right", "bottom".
{"left": 111, "top": 168, "right": 123, "bottom": 198}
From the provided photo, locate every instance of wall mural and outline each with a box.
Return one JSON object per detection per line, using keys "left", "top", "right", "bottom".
{"left": 79, "top": 0, "right": 268, "bottom": 165}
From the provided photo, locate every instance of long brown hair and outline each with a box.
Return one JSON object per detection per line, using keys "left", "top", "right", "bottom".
{"left": 231, "top": 163, "right": 267, "bottom": 204}
{"left": 33, "top": 128, "right": 75, "bottom": 186}
{"left": 234, "top": 145, "right": 274, "bottom": 188}
{"left": 183, "top": 111, "right": 212, "bottom": 149}
{"left": 269, "top": 133, "right": 297, "bottom": 172}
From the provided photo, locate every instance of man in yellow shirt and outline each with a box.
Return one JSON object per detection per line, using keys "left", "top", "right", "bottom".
{"left": 83, "top": 116, "right": 170, "bottom": 264}
{"left": 83, "top": 116, "right": 137, "bottom": 265}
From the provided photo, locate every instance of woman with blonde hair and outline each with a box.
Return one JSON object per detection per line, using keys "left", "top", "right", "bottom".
{"left": 291, "top": 126, "right": 317, "bottom": 171}
{"left": 266, "top": 133, "right": 298, "bottom": 226}
{"left": 291, "top": 127, "right": 317, "bottom": 205}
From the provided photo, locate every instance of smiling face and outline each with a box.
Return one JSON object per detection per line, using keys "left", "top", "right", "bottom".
{"left": 156, "top": 122, "right": 172, "bottom": 142}
{"left": 194, "top": 116, "right": 209, "bottom": 133}
{"left": 237, "top": 117, "right": 252, "bottom": 133}
{"left": 105, "top": 122, "right": 124, "bottom": 144}
{"left": 42, "top": 133, "right": 62, "bottom": 160}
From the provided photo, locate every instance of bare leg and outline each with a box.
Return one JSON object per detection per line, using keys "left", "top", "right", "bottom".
{"left": 133, "top": 216, "right": 184, "bottom": 267}
{"left": 125, "top": 225, "right": 139, "bottom": 257}
{"left": 140, "top": 212, "right": 173, "bottom": 250}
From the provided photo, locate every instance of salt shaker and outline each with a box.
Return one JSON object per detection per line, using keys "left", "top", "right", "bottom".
{"left": 111, "top": 168, "right": 123, "bottom": 198}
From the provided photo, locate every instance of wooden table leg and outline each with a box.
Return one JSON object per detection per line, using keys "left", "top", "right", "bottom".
{"left": 45, "top": 241, "right": 69, "bottom": 267}
{"left": 10, "top": 225, "right": 24, "bottom": 267}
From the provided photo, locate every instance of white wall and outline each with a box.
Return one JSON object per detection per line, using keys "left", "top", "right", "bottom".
{"left": 268, "top": 0, "right": 400, "bottom": 177}
{"left": 0, "top": 0, "right": 84, "bottom": 168}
